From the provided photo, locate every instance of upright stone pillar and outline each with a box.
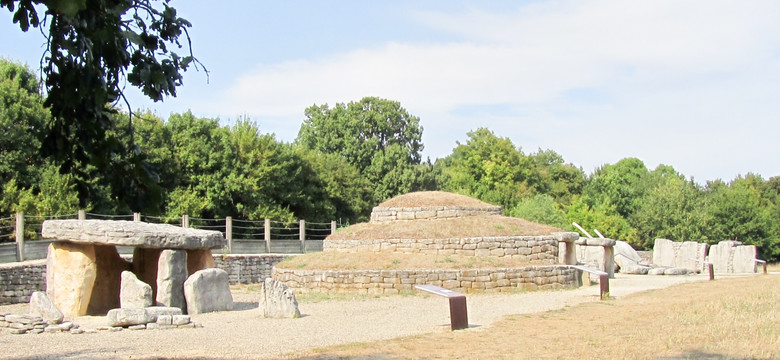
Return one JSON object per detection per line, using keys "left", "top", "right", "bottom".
{"left": 156, "top": 249, "right": 188, "bottom": 312}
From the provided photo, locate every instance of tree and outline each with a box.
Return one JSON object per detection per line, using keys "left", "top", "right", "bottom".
{"left": 508, "top": 194, "right": 568, "bottom": 229}
{"left": 438, "top": 128, "right": 531, "bottom": 209}
{"left": 631, "top": 175, "right": 710, "bottom": 249}
{"left": 2, "top": 0, "right": 202, "bottom": 211}
{"left": 567, "top": 195, "right": 638, "bottom": 245}
{"left": 704, "top": 176, "right": 779, "bottom": 260}
{"left": 0, "top": 59, "right": 47, "bottom": 192}
{"left": 528, "top": 148, "right": 586, "bottom": 206}
{"left": 584, "top": 157, "right": 650, "bottom": 219}
{"left": 297, "top": 96, "right": 426, "bottom": 204}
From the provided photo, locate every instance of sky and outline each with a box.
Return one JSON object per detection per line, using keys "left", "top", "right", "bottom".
{"left": 2, "top": 0, "right": 780, "bottom": 183}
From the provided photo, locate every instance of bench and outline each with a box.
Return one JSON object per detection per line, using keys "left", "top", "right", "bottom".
{"left": 688, "top": 258, "right": 715, "bottom": 280}
{"left": 414, "top": 284, "right": 468, "bottom": 330}
{"left": 571, "top": 265, "right": 610, "bottom": 300}
{"left": 752, "top": 259, "right": 768, "bottom": 274}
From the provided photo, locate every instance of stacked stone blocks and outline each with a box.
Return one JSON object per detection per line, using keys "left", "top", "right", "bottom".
{"left": 325, "top": 236, "right": 563, "bottom": 262}
{"left": 0, "top": 260, "right": 45, "bottom": 304}
{"left": 370, "top": 205, "right": 502, "bottom": 223}
{"left": 273, "top": 266, "right": 577, "bottom": 294}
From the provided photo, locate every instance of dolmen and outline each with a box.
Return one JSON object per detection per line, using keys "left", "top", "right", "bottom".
{"left": 42, "top": 219, "right": 231, "bottom": 319}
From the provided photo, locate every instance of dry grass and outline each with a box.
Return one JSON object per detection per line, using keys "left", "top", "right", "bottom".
{"left": 293, "top": 274, "right": 780, "bottom": 359}
{"left": 276, "top": 251, "right": 543, "bottom": 271}
{"left": 331, "top": 215, "right": 562, "bottom": 240}
{"left": 377, "top": 191, "right": 497, "bottom": 208}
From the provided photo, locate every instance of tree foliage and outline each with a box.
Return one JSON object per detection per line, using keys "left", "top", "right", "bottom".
{"left": 297, "top": 96, "right": 429, "bottom": 204}
{"left": 2, "top": 0, "right": 202, "bottom": 211}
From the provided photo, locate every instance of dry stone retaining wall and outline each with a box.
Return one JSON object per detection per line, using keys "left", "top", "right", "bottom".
{"left": 273, "top": 266, "right": 578, "bottom": 294}
{"left": 0, "top": 260, "right": 46, "bottom": 304}
{"left": 325, "top": 236, "right": 564, "bottom": 263}
{"left": 369, "top": 205, "right": 502, "bottom": 223}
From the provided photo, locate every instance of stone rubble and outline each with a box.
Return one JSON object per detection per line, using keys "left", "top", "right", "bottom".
{"left": 1, "top": 307, "right": 202, "bottom": 335}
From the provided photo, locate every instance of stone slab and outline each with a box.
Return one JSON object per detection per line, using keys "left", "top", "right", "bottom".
{"left": 42, "top": 220, "right": 225, "bottom": 249}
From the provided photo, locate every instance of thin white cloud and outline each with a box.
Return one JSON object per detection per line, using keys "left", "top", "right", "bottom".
{"left": 209, "top": 0, "right": 780, "bottom": 181}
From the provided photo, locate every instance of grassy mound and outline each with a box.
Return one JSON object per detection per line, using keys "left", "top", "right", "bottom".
{"left": 331, "top": 215, "right": 562, "bottom": 240}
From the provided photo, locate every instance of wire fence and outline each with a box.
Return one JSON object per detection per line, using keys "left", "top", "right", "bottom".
{"left": 0, "top": 211, "right": 339, "bottom": 245}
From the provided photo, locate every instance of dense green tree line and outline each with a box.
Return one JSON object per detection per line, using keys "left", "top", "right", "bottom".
{"left": 1, "top": 58, "right": 779, "bottom": 260}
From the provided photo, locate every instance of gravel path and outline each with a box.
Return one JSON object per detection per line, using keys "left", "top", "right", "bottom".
{"left": 0, "top": 273, "right": 719, "bottom": 359}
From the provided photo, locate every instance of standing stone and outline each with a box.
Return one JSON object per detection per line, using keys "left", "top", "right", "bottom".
{"left": 46, "top": 242, "right": 98, "bottom": 318}
{"left": 733, "top": 245, "right": 757, "bottom": 273}
{"left": 156, "top": 249, "right": 188, "bottom": 312}
{"left": 29, "top": 292, "right": 64, "bottom": 324}
{"left": 183, "top": 268, "right": 233, "bottom": 315}
{"left": 258, "top": 278, "right": 300, "bottom": 319}
{"left": 652, "top": 239, "right": 675, "bottom": 267}
{"left": 709, "top": 241, "right": 757, "bottom": 273}
{"left": 120, "top": 271, "right": 153, "bottom": 309}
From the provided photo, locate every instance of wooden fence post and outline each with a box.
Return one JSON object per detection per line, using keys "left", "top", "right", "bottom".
{"left": 78, "top": 210, "right": 86, "bottom": 220}
{"left": 264, "top": 218, "right": 271, "bottom": 253}
{"left": 182, "top": 214, "right": 189, "bottom": 228}
{"left": 15, "top": 212, "right": 24, "bottom": 262}
{"left": 331, "top": 220, "right": 337, "bottom": 234}
{"left": 299, "top": 220, "right": 306, "bottom": 253}
{"left": 226, "top": 216, "right": 233, "bottom": 253}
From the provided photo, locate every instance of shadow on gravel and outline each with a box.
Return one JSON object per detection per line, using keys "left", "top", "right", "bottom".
{"left": 233, "top": 301, "right": 258, "bottom": 311}
{"left": 655, "top": 350, "right": 759, "bottom": 360}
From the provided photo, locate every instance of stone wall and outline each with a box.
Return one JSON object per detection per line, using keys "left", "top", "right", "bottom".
{"left": 0, "top": 260, "right": 46, "bottom": 304}
{"left": 324, "top": 235, "right": 570, "bottom": 263}
{"left": 273, "top": 265, "right": 578, "bottom": 294}
{"left": 212, "top": 254, "right": 288, "bottom": 284}
{"left": 369, "top": 205, "right": 502, "bottom": 223}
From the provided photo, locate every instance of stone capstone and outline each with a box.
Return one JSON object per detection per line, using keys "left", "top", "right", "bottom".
{"left": 183, "top": 268, "right": 233, "bottom": 315}
{"left": 42, "top": 219, "right": 225, "bottom": 249}
{"left": 156, "top": 250, "right": 188, "bottom": 312}
{"left": 29, "top": 291, "right": 63, "bottom": 324}
{"left": 120, "top": 271, "right": 153, "bottom": 309}
{"left": 258, "top": 278, "right": 300, "bottom": 318}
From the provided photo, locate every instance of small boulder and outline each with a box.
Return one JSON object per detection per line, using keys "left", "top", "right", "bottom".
{"left": 258, "top": 278, "right": 300, "bottom": 319}
{"left": 106, "top": 308, "right": 149, "bottom": 327}
{"left": 648, "top": 267, "right": 667, "bottom": 275}
{"left": 183, "top": 268, "right": 233, "bottom": 315}
{"left": 664, "top": 267, "right": 691, "bottom": 275}
{"left": 120, "top": 271, "right": 153, "bottom": 309}
{"left": 29, "top": 291, "right": 64, "bottom": 324}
